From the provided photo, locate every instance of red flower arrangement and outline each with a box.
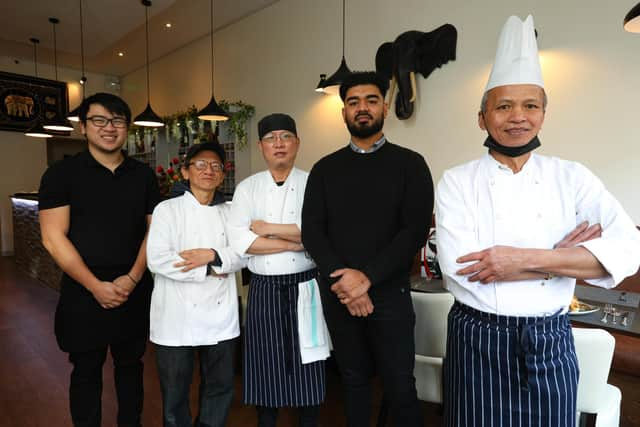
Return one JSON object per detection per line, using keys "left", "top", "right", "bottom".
{"left": 156, "top": 157, "right": 183, "bottom": 196}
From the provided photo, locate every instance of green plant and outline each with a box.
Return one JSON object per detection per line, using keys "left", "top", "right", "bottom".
{"left": 218, "top": 100, "right": 255, "bottom": 150}
{"left": 147, "top": 100, "right": 255, "bottom": 150}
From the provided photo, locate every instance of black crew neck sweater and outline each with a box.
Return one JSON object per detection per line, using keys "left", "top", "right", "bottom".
{"left": 302, "top": 141, "right": 434, "bottom": 289}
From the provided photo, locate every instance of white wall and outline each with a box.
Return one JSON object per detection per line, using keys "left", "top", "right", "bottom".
{"left": 0, "top": 56, "right": 118, "bottom": 254}
{"left": 121, "top": 0, "right": 640, "bottom": 223}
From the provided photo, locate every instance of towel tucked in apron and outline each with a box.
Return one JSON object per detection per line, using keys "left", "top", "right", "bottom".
{"left": 243, "top": 269, "right": 326, "bottom": 407}
{"left": 443, "top": 301, "right": 579, "bottom": 427}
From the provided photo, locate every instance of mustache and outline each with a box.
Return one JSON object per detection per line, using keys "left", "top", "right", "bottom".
{"left": 356, "top": 112, "right": 372, "bottom": 119}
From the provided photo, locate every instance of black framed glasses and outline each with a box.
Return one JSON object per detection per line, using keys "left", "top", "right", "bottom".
{"left": 86, "top": 115, "right": 128, "bottom": 128}
{"left": 189, "top": 160, "right": 224, "bottom": 172}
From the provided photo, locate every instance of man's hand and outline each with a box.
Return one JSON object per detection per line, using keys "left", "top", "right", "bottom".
{"left": 345, "top": 293, "right": 374, "bottom": 317}
{"left": 91, "top": 281, "right": 129, "bottom": 309}
{"left": 250, "top": 220, "right": 271, "bottom": 236}
{"left": 175, "top": 248, "right": 216, "bottom": 272}
{"left": 113, "top": 274, "right": 136, "bottom": 294}
{"left": 330, "top": 268, "right": 371, "bottom": 303}
{"left": 554, "top": 221, "right": 602, "bottom": 249}
{"left": 456, "top": 246, "right": 525, "bottom": 284}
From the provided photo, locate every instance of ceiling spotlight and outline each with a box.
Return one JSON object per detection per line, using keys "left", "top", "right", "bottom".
{"left": 118, "top": 52, "right": 124, "bottom": 57}
{"left": 80, "top": 76, "right": 87, "bottom": 85}
{"left": 165, "top": 22, "right": 172, "bottom": 28}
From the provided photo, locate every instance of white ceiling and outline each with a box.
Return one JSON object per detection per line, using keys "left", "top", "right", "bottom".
{"left": 0, "top": 0, "right": 278, "bottom": 77}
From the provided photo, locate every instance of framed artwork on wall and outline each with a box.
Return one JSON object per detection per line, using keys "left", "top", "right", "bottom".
{"left": 0, "top": 71, "right": 70, "bottom": 134}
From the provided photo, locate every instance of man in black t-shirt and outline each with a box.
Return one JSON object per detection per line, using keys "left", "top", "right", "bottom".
{"left": 39, "top": 93, "right": 160, "bottom": 427}
{"left": 302, "top": 72, "right": 433, "bottom": 427}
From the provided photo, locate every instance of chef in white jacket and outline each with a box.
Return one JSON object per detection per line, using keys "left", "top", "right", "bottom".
{"left": 227, "top": 113, "right": 326, "bottom": 427}
{"left": 436, "top": 15, "right": 640, "bottom": 427}
{"left": 147, "top": 141, "right": 245, "bottom": 427}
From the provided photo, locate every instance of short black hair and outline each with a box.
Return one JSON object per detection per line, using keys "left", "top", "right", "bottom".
{"left": 78, "top": 93, "right": 132, "bottom": 124}
{"left": 339, "top": 71, "right": 389, "bottom": 101}
{"left": 183, "top": 142, "right": 226, "bottom": 166}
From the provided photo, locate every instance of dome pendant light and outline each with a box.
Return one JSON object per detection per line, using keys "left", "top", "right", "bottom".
{"left": 624, "top": 2, "right": 640, "bottom": 32}
{"left": 197, "top": 0, "right": 229, "bottom": 121}
{"left": 67, "top": 0, "right": 86, "bottom": 122}
{"left": 44, "top": 17, "right": 74, "bottom": 132}
{"left": 318, "top": 0, "right": 352, "bottom": 95}
{"left": 133, "top": 0, "right": 164, "bottom": 127}
{"left": 25, "top": 38, "right": 53, "bottom": 138}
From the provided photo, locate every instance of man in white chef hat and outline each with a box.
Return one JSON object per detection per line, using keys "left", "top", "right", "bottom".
{"left": 435, "top": 15, "right": 640, "bottom": 426}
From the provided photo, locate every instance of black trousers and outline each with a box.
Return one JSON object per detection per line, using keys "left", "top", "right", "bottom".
{"left": 68, "top": 336, "right": 147, "bottom": 427}
{"left": 320, "top": 283, "right": 423, "bottom": 427}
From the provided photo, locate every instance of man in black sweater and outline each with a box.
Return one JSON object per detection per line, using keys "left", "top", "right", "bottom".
{"left": 302, "top": 71, "right": 434, "bottom": 426}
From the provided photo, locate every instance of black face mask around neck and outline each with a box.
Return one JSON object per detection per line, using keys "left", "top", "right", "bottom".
{"left": 483, "top": 133, "right": 541, "bottom": 158}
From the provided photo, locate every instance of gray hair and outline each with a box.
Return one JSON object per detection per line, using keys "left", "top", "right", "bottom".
{"left": 479, "top": 89, "right": 548, "bottom": 113}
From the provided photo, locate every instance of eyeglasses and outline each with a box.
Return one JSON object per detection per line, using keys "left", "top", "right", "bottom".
{"left": 86, "top": 115, "right": 128, "bottom": 128}
{"left": 188, "top": 160, "right": 224, "bottom": 172}
{"left": 261, "top": 132, "right": 296, "bottom": 144}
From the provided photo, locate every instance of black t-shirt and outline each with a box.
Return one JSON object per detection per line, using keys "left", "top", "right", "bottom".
{"left": 38, "top": 149, "right": 161, "bottom": 352}
{"left": 39, "top": 149, "right": 160, "bottom": 268}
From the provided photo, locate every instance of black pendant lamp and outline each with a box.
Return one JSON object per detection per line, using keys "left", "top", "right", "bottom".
{"left": 25, "top": 38, "right": 53, "bottom": 138}
{"left": 315, "top": 74, "right": 327, "bottom": 92}
{"left": 133, "top": 0, "right": 164, "bottom": 127}
{"left": 67, "top": 0, "right": 86, "bottom": 122}
{"left": 197, "top": 0, "right": 228, "bottom": 121}
{"left": 318, "top": 0, "right": 352, "bottom": 95}
{"left": 624, "top": 2, "right": 640, "bottom": 32}
{"left": 44, "top": 17, "right": 74, "bottom": 132}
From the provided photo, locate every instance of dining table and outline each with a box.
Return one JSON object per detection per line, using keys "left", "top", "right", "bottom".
{"left": 570, "top": 284, "right": 640, "bottom": 338}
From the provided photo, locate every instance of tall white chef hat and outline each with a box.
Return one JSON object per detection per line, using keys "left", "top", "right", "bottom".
{"left": 485, "top": 15, "right": 544, "bottom": 92}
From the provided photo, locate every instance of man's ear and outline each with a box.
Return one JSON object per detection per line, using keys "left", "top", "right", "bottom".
{"left": 478, "top": 111, "right": 486, "bottom": 131}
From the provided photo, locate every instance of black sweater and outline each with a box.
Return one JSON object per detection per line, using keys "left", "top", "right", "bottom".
{"left": 301, "top": 141, "right": 434, "bottom": 289}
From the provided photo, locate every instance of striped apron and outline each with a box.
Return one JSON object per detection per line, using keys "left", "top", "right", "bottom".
{"left": 443, "top": 302, "right": 579, "bottom": 427}
{"left": 243, "top": 269, "right": 326, "bottom": 407}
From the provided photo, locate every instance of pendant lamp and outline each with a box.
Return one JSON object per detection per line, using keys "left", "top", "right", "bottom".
{"left": 67, "top": 0, "right": 86, "bottom": 122}
{"left": 25, "top": 38, "right": 53, "bottom": 138}
{"left": 624, "top": 2, "right": 640, "bottom": 32}
{"left": 318, "top": 0, "right": 352, "bottom": 95}
{"left": 133, "top": 0, "right": 164, "bottom": 127}
{"left": 197, "top": 0, "right": 228, "bottom": 121}
{"left": 315, "top": 74, "right": 327, "bottom": 92}
{"left": 44, "top": 17, "right": 74, "bottom": 132}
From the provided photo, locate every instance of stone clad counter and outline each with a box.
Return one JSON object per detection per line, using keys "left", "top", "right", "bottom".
{"left": 11, "top": 193, "right": 62, "bottom": 290}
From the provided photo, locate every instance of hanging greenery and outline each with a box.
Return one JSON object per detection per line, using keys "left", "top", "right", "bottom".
{"left": 140, "top": 100, "right": 255, "bottom": 150}
{"left": 217, "top": 100, "right": 255, "bottom": 150}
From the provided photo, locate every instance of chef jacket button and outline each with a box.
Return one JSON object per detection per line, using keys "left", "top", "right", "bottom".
{"left": 217, "top": 301, "right": 221, "bottom": 305}
{"left": 540, "top": 282, "right": 545, "bottom": 286}
{"left": 193, "top": 304, "right": 197, "bottom": 307}
{"left": 266, "top": 261, "right": 270, "bottom": 265}
{"left": 292, "top": 258, "right": 296, "bottom": 262}
{"left": 537, "top": 213, "right": 542, "bottom": 219}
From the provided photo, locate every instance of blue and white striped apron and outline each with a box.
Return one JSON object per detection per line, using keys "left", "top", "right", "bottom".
{"left": 444, "top": 301, "right": 579, "bottom": 427}
{"left": 243, "top": 269, "right": 326, "bottom": 407}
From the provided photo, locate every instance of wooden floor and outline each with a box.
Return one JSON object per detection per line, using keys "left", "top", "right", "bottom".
{"left": 0, "top": 255, "right": 637, "bottom": 426}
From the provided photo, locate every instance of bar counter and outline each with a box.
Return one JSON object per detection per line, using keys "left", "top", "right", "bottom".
{"left": 11, "top": 193, "right": 62, "bottom": 290}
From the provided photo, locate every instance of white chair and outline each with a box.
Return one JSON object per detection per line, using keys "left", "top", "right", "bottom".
{"left": 572, "top": 328, "right": 622, "bottom": 427}
{"left": 411, "top": 291, "right": 455, "bottom": 404}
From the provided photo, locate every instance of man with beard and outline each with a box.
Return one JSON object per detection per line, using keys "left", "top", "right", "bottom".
{"left": 39, "top": 92, "right": 160, "bottom": 427}
{"left": 302, "top": 71, "right": 433, "bottom": 427}
{"left": 436, "top": 16, "right": 640, "bottom": 426}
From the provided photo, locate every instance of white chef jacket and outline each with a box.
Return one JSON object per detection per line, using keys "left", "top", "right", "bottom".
{"left": 436, "top": 153, "right": 640, "bottom": 316}
{"left": 227, "top": 167, "right": 316, "bottom": 275}
{"left": 147, "top": 192, "right": 246, "bottom": 346}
